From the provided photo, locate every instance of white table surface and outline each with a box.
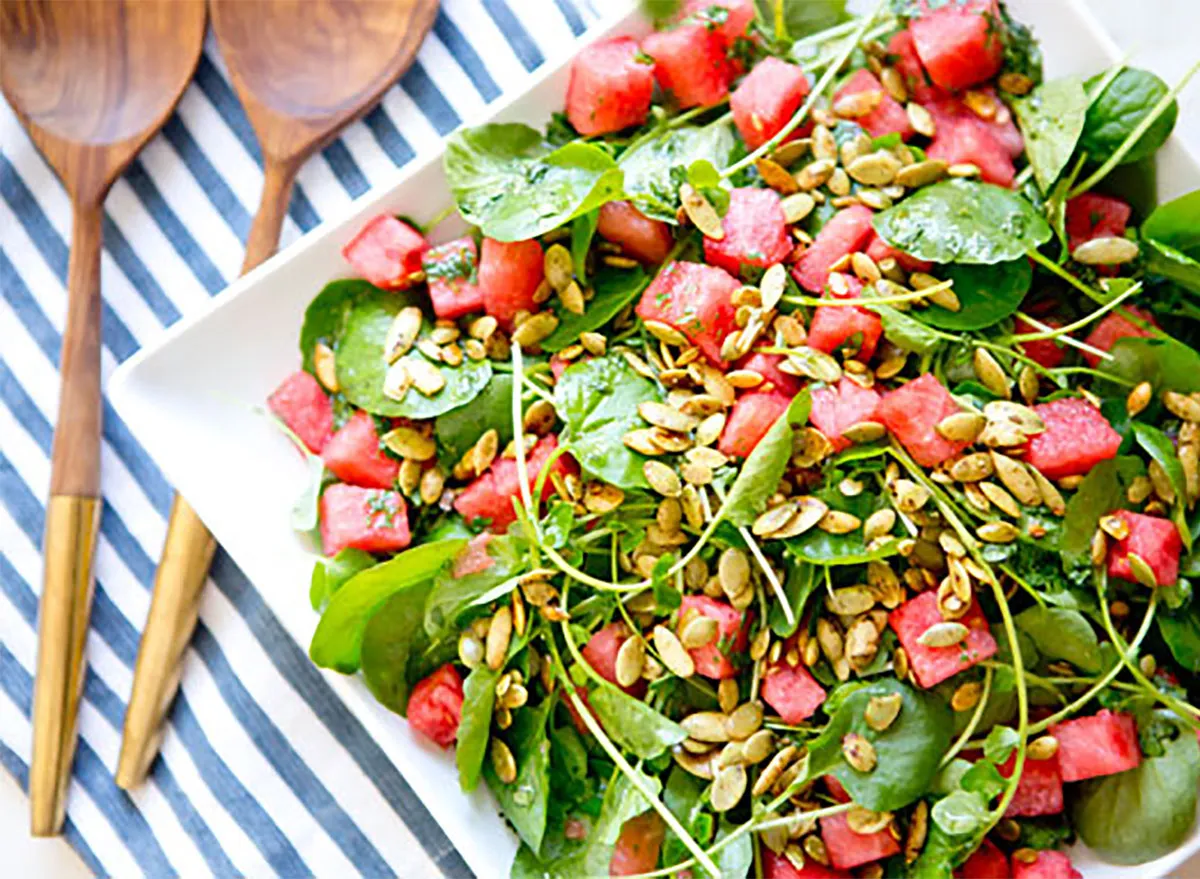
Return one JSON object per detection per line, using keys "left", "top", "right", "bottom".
{"left": 4, "top": 2, "right": 1197, "bottom": 877}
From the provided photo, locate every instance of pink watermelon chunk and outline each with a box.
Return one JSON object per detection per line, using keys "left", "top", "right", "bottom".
{"left": 1081, "top": 306, "right": 1158, "bottom": 368}
{"left": 1012, "top": 850, "right": 1082, "bottom": 879}
{"left": 423, "top": 236, "right": 484, "bottom": 320}
{"left": 866, "top": 232, "right": 933, "bottom": 273}
{"left": 1066, "top": 193, "right": 1132, "bottom": 252}
{"left": 956, "top": 840, "right": 1011, "bottom": 879}
{"left": 407, "top": 664, "right": 463, "bottom": 748}
{"left": 637, "top": 261, "right": 740, "bottom": 365}
{"left": 820, "top": 811, "right": 901, "bottom": 871}
{"left": 322, "top": 411, "right": 400, "bottom": 490}
{"left": 342, "top": 214, "right": 428, "bottom": 290}
{"left": 268, "top": 371, "right": 334, "bottom": 454}
{"left": 582, "top": 622, "right": 646, "bottom": 696}
{"left": 886, "top": 29, "right": 943, "bottom": 104}
{"left": 792, "top": 206, "right": 876, "bottom": 294}
{"left": 610, "top": 812, "right": 666, "bottom": 877}
{"left": 737, "top": 351, "right": 802, "bottom": 395}
{"left": 478, "top": 238, "right": 544, "bottom": 329}
{"left": 704, "top": 187, "right": 792, "bottom": 275}
{"left": 677, "top": 595, "right": 750, "bottom": 679}
{"left": 1014, "top": 316, "right": 1067, "bottom": 369}
{"left": 319, "top": 484, "right": 411, "bottom": 556}
{"left": 889, "top": 590, "right": 998, "bottom": 688}
{"left": 998, "top": 751, "right": 1064, "bottom": 817}
{"left": 597, "top": 201, "right": 675, "bottom": 265}
{"left": 929, "top": 93, "right": 1024, "bottom": 157}
{"left": 642, "top": 21, "right": 730, "bottom": 109}
{"left": 809, "top": 378, "right": 883, "bottom": 451}
{"left": 718, "top": 390, "right": 792, "bottom": 459}
{"left": 452, "top": 533, "right": 495, "bottom": 578}
{"left": 879, "top": 373, "right": 969, "bottom": 468}
{"left": 1025, "top": 397, "right": 1121, "bottom": 480}
{"left": 762, "top": 659, "right": 826, "bottom": 724}
{"left": 1051, "top": 710, "right": 1141, "bottom": 782}
{"left": 762, "top": 850, "right": 849, "bottom": 879}
{"left": 807, "top": 302, "right": 883, "bottom": 363}
{"left": 833, "top": 69, "right": 913, "bottom": 140}
{"left": 1106, "top": 510, "right": 1183, "bottom": 587}
{"left": 926, "top": 107, "right": 1015, "bottom": 187}
{"left": 911, "top": 0, "right": 1005, "bottom": 92}
{"left": 731, "top": 57, "right": 812, "bottom": 149}
{"left": 453, "top": 435, "right": 573, "bottom": 532}
{"left": 566, "top": 37, "right": 655, "bottom": 136}
{"left": 683, "top": 0, "right": 756, "bottom": 48}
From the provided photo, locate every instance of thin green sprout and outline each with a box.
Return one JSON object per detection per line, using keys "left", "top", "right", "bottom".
{"left": 940, "top": 668, "right": 994, "bottom": 768}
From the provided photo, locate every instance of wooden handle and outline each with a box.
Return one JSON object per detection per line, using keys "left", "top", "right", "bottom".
{"left": 242, "top": 158, "right": 296, "bottom": 274}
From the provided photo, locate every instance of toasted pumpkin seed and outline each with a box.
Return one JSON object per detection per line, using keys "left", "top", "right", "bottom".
{"left": 682, "top": 710, "right": 730, "bottom": 743}
{"left": 681, "top": 616, "right": 719, "bottom": 650}
{"left": 711, "top": 764, "right": 747, "bottom": 812}
{"left": 383, "top": 360, "right": 413, "bottom": 401}
{"left": 400, "top": 356, "right": 443, "bottom": 397}
{"left": 1127, "top": 381, "right": 1153, "bottom": 417}
{"left": 834, "top": 89, "right": 883, "bottom": 119}
{"left": 947, "top": 162, "right": 981, "bottom": 177}
{"left": 950, "top": 453, "right": 994, "bottom": 482}
{"left": 615, "top": 636, "right": 645, "bottom": 688}
{"left": 917, "top": 621, "right": 969, "bottom": 648}
{"left": 973, "top": 348, "right": 1010, "bottom": 399}
{"left": 643, "top": 460, "right": 682, "bottom": 498}
{"left": 313, "top": 342, "right": 340, "bottom": 392}
{"left": 419, "top": 467, "right": 445, "bottom": 505}
{"left": 680, "top": 183, "right": 724, "bottom": 239}
{"left": 936, "top": 411, "right": 985, "bottom": 444}
{"left": 486, "top": 607, "right": 513, "bottom": 670}
{"left": 1128, "top": 552, "right": 1158, "bottom": 587}
{"left": 1073, "top": 236, "right": 1139, "bottom": 265}
{"left": 847, "top": 151, "right": 902, "bottom": 187}
{"left": 544, "top": 243, "right": 574, "bottom": 291}
{"left": 1027, "top": 735, "right": 1059, "bottom": 761}
{"left": 757, "top": 157, "right": 800, "bottom": 195}
{"left": 847, "top": 807, "right": 893, "bottom": 835}
{"left": 819, "top": 510, "right": 862, "bottom": 534}
{"left": 843, "top": 421, "right": 888, "bottom": 444}
{"left": 726, "top": 702, "right": 764, "bottom": 741}
{"left": 794, "top": 158, "right": 836, "bottom": 191}
{"left": 905, "top": 801, "right": 929, "bottom": 863}
{"left": 864, "top": 692, "right": 903, "bottom": 731}
{"left": 655, "top": 625, "right": 696, "bottom": 677}
{"left": 491, "top": 738, "right": 517, "bottom": 784}
{"left": 719, "top": 547, "right": 751, "bottom": 597}
{"left": 384, "top": 307, "right": 423, "bottom": 364}
{"left": 842, "top": 732, "right": 877, "bottom": 772}
{"left": 780, "top": 191, "right": 816, "bottom": 224}
{"left": 826, "top": 586, "right": 876, "bottom": 616}
{"left": 1165, "top": 390, "right": 1200, "bottom": 422}
{"left": 978, "top": 521, "right": 1019, "bottom": 543}
{"left": 991, "top": 453, "right": 1042, "bottom": 505}
{"left": 458, "top": 633, "right": 484, "bottom": 668}
{"left": 951, "top": 681, "right": 983, "bottom": 712}
{"left": 863, "top": 509, "right": 897, "bottom": 542}
{"left": 382, "top": 426, "right": 436, "bottom": 462}
{"left": 673, "top": 748, "right": 716, "bottom": 780}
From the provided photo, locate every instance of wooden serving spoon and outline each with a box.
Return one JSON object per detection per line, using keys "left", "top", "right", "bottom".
{"left": 0, "top": 0, "right": 207, "bottom": 835}
{"left": 116, "top": 0, "right": 439, "bottom": 789}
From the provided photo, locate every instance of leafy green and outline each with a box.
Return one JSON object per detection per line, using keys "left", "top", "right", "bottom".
{"left": 1143, "top": 191, "right": 1200, "bottom": 295}
{"left": 770, "top": 561, "right": 820, "bottom": 637}
{"left": 931, "top": 789, "right": 990, "bottom": 836}
{"left": 589, "top": 685, "right": 688, "bottom": 760}
{"left": 1159, "top": 604, "right": 1200, "bottom": 672}
{"left": 983, "top": 725, "right": 1019, "bottom": 765}
{"left": 571, "top": 210, "right": 599, "bottom": 283}
{"left": 1060, "top": 457, "right": 1136, "bottom": 567}
{"left": 725, "top": 390, "right": 811, "bottom": 528}
{"left": 871, "top": 179, "right": 1052, "bottom": 264}
{"left": 360, "top": 582, "right": 432, "bottom": 714}
{"left": 435, "top": 374, "right": 514, "bottom": 466}
{"left": 662, "top": 769, "right": 713, "bottom": 870}
{"left": 1012, "top": 77, "right": 1088, "bottom": 192}
{"left": 457, "top": 664, "right": 500, "bottom": 792}
{"left": 310, "top": 548, "right": 377, "bottom": 610}
{"left": 299, "top": 279, "right": 376, "bottom": 372}
{"left": 1133, "top": 421, "right": 1191, "bottom": 550}
{"left": 1107, "top": 337, "right": 1200, "bottom": 394}
{"left": 541, "top": 267, "right": 651, "bottom": 353}
{"left": 872, "top": 304, "right": 945, "bottom": 355}
{"left": 920, "top": 259, "right": 1032, "bottom": 331}
{"left": 712, "top": 820, "right": 753, "bottom": 878}
{"left": 309, "top": 538, "right": 466, "bottom": 673}
{"left": 753, "top": 0, "right": 847, "bottom": 43}
{"left": 619, "top": 121, "right": 738, "bottom": 223}
{"left": 424, "top": 535, "right": 525, "bottom": 641}
{"left": 484, "top": 699, "right": 552, "bottom": 852}
{"left": 444, "top": 123, "right": 623, "bottom": 241}
{"left": 1015, "top": 607, "right": 1101, "bottom": 674}
{"left": 1080, "top": 68, "right": 1178, "bottom": 167}
{"left": 786, "top": 490, "right": 901, "bottom": 566}
{"left": 999, "top": 4, "right": 1043, "bottom": 88}
{"left": 291, "top": 452, "right": 327, "bottom": 532}
{"left": 907, "top": 823, "right": 982, "bottom": 879}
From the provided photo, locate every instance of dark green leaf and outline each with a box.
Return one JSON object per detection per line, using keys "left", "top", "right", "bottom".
{"left": 907, "top": 823, "right": 983, "bottom": 879}
{"left": 424, "top": 535, "right": 525, "bottom": 641}
{"left": 1133, "top": 421, "right": 1191, "bottom": 550}
{"left": 619, "top": 121, "right": 738, "bottom": 223}
{"left": 541, "top": 267, "right": 651, "bottom": 353}
{"left": 770, "top": 561, "right": 820, "bottom": 637}
{"left": 871, "top": 304, "right": 945, "bottom": 355}
{"left": 1143, "top": 191, "right": 1200, "bottom": 294}
{"left": 1081, "top": 68, "right": 1178, "bottom": 167}
{"left": 1107, "top": 336, "right": 1200, "bottom": 394}
{"left": 571, "top": 210, "right": 599, "bottom": 283}
{"left": 589, "top": 685, "right": 688, "bottom": 759}
{"left": 1158, "top": 604, "right": 1200, "bottom": 673}
{"left": 786, "top": 490, "right": 901, "bottom": 566}
{"left": 725, "top": 390, "right": 811, "bottom": 528}
{"left": 299, "top": 279, "right": 377, "bottom": 372}
{"left": 662, "top": 769, "right": 713, "bottom": 869}
{"left": 435, "top": 375, "right": 515, "bottom": 466}
{"left": 360, "top": 583, "right": 432, "bottom": 714}
{"left": 1015, "top": 606, "right": 1101, "bottom": 673}
{"left": 1146, "top": 239, "right": 1200, "bottom": 295}
{"left": 484, "top": 699, "right": 552, "bottom": 852}
{"left": 1060, "top": 457, "right": 1136, "bottom": 567}
{"left": 919, "top": 259, "right": 1032, "bottom": 331}
{"left": 457, "top": 664, "right": 500, "bottom": 792}
{"left": 310, "top": 548, "right": 377, "bottom": 611}
{"left": 1012, "top": 77, "right": 1088, "bottom": 192}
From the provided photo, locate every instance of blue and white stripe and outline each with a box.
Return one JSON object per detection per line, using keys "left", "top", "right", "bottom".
{"left": 0, "top": 2, "right": 603, "bottom": 874}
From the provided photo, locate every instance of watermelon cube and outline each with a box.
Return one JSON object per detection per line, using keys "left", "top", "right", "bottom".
{"left": 737, "top": 352, "right": 802, "bottom": 395}
{"left": 268, "top": 371, "right": 333, "bottom": 454}
{"left": 704, "top": 187, "right": 793, "bottom": 275}
{"left": 731, "top": 57, "right": 812, "bottom": 150}
{"left": 879, "top": 373, "right": 969, "bottom": 468}
{"left": 763, "top": 849, "right": 849, "bottom": 879}
{"left": 956, "top": 840, "right": 1010, "bottom": 879}
{"left": 1011, "top": 850, "right": 1082, "bottom": 879}
{"left": 1050, "top": 710, "right": 1141, "bottom": 782}
{"left": 926, "top": 109, "right": 1015, "bottom": 187}
{"left": 889, "top": 590, "right": 998, "bottom": 688}
{"left": 478, "top": 238, "right": 544, "bottom": 329}
{"left": 677, "top": 595, "right": 750, "bottom": 679}
{"left": 886, "top": 29, "right": 943, "bottom": 104}
{"left": 833, "top": 69, "right": 913, "bottom": 141}
{"left": 342, "top": 214, "right": 427, "bottom": 290}
{"left": 762, "top": 658, "right": 826, "bottom": 724}
{"left": 453, "top": 435, "right": 573, "bottom": 532}
{"left": 1014, "top": 316, "right": 1067, "bottom": 369}
{"left": 642, "top": 21, "right": 730, "bottom": 109}
{"left": 1081, "top": 306, "right": 1158, "bottom": 368}
{"left": 1106, "top": 510, "right": 1183, "bottom": 587}
{"left": 866, "top": 232, "right": 933, "bottom": 274}
{"left": 807, "top": 303, "right": 883, "bottom": 363}
{"left": 407, "top": 663, "right": 463, "bottom": 748}
{"left": 911, "top": 0, "right": 1004, "bottom": 92}
{"left": 809, "top": 378, "right": 883, "bottom": 451}
{"left": 597, "top": 200, "right": 675, "bottom": 265}
{"left": 998, "top": 751, "right": 1063, "bottom": 817}
{"left": 582, "top": 622, "right": 645, "bottom": 696}
{"left": 452, "top": 533, "right": 495, "bottom": 578}
{"left": 637, "top": 261, "right": 740, "bottom": 365}
{"left": 423, "top": 236, "right": 484, "bottom": 320}
{"left": 718, "top": 389, "right": 792, "bottom": 459}
{"left": 929, "top": 93, "right": 1024, "bottom": 158}
{"left": 566, "top": 36, "right": 655, "bottom": 136}
{"left": 1025, "top": 397, "right": 1121, "bottom": 480}
{"left": 820, "top": 811, "right": 901, "bottom": 870}
{"left": 792, "top": 206, "right": 876, "bottom": 294}
{"left": 610, "top": 812, "right": 666, "bottom": 877}
{"left": 1066, "top": 193, "right": 1132, "bottom": 253}
{"left": 322, "top": 410, "right": 400, "bottom": 490}
{"left": 683, "top": 0, "right": 756, "bottom": 47}
{"left": 319, "top": 484, "right": 411, "bottom": 556}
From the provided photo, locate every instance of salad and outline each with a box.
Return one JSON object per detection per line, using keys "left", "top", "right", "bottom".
{"left": 267, "top": 0, "right": 1200, "bottom": 876}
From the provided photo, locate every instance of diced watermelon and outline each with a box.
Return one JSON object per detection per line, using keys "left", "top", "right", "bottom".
{"left": 319, "top": 484, "right": 411, "bottom": 556}
{"left": 407, "top": 664, "right": 463, "bottom": 748}
{"left": 810, "top": 378, "right": 883, "bottom": 451}
{"left": 1106, "top": 510, "right": 1183, "bottom": 587}
{"left": 866, "top": 232, "right": 934, "bottom": 273}
{"left": 731, "top": 57, "right": 812, "bottom": 150}
{"left": 889, "top": 590, "right": 998, "bottom": 688}
{"left": 582, "top": 622, "right": 646, "bottom": 696}
{"left": 1066, "top": 193, "right": 1132, "bottom": 253}
{"left": 820, "top": 811, "right": 901, "bottom": 870}
{"left": 762, "top": 850, "right": 850, "bottom": 879}
{"left": 453, "top": 435, "right": 574, "bottom": 532}
{"left": 929, "top": 93, "right": 1024, "bottom": 157}
{"left": 762, "top": 659, "right": 826, "bottom": 724}
{"left": 824, "top": 774, "right": 851, "bottom": 803}
{"left": 597, "top": 201, "right": 675, "bottom": 264}
{"left": 926, "top": 108, "right": 1015, "bottom": 187}
{"left": 478, "top": 238, "right": 544, "bottom": 329}
{"left": 642, "top": 21, "right": 730, "bottom": 109}
{"left": 452, "top": 533, "right": 495, "bottom": 578}
{"left": 704, "top": 187, "right": 792, "bottom": 275}
{"left": 792, "top": 206, "right": 876, "bottom": 294}
{"left": 910, "top": 0, "right": 1004, "bottom": 92}
{"left": 998, "top": 751, "right": 1063, "bottom": 817}
{"left": 1014, "top": 316, "right": 1067, "bottom": 369}
{"left": 423, "top": 236, "right": 484, "bottom": 320}
{"left": 718, "top": 389, "right": 792, "bottom": 459}
{"left": 879, "top": 373, "right": 969, "bottom": 468}
{"left": 833, "top": 69, "right": 913, "bottom": 140}
{"left": 1011, "top": 850, "right": 1082, "bottom": 879}
{"left": 342, "top": 214, "right": 428, "bottom": 290}
{"left": 886, "top": 29, "right": 943, "bottom": 104}
{"left": 610, "top": 812, "right": 666, "bottom": 877}
{"left": 807, "top": 302, "right": 883, "bottom": 363}
{"left": 1050, "top": 710, "right": 1141, "bottom": 782}
{"left": 322, "top": 411, "right": 400, "bottom": 490}
{"left": 737, "top": 351, "right": 802, "bottom": 395}
{"left": 684, "top": 0, "right": 756, "bottom": 46}
{"left": 566, "top": 36, "right": 655, "bottom": 136}
{"left": 268, "top": 371, "right": 334, "bottom": 454}
{"left": 637, "top": 261, "right": 740, "bottom": 365}
{"left": 956, "top": 840, "right": 1010, "bottom": 879}
{"left": 1081, "top": 306, "right": 1158, "bottom": 368}
{"left": 1025, "top": 397, "right": 1121, "bottom": 480}
{"left": 677, "top": 595, "right": 750, "bottom": 679}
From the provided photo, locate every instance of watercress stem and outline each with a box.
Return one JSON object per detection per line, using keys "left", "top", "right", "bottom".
{"left": 1009, "top": 311, "right": 1114, "bottom": 362}
{"left": 939, "top": 667, "right": 994, "bottom": 768}
{"left": 1009, "top": 281, "right": 1142, "bottom": 343}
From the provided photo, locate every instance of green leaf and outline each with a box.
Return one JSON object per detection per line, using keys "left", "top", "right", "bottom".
{"left": 1015, "top": 606, "right": 1101, "bottom": 673}
{"left": 541, "top": 267, "right": 651, "bottom": 353}
{"left": 871, "top": 179, "right": 1052, "bottom": 264}
{"left": 360, "top": 583, "right": 432, "bottom": 715}
{"left": 1143, "top": 190, "right": 1200, "bottom": 295}
{"left": 931, "top": 789, "right": 990, "bottom": 837}
{"left": 983, "top": 725, "right": 1019, "bottom": 765}
{"left": 619, "top": 121, "right": 738, "bottom": 223}
{"left": 555, "top": 353, "right": 664, "bottom": 489}
{"left": 435, "top": 374, "right": 515, "bottom": 466}
{"left": 786, "top": 490, "right": 901, "bottom": 566}
{"left": 872, "top": 304, "right": 945, "bottom": 355}
{"left": 571, "top": 210, "right": 599, "bottom": 282}
{"left": 589, "top": 685, "right": 688, "bottom": 760}
{"left": 424, "top": 535, "right": 525, "bottom": 641}
{"left": 336, "top": 288, "right": 493, "bottom": 418}
{"left": 1146, "top": 239, "right": 1200, "bottom": 295}
{"left": 1071, "top": 711, "right": 1200, "bottom": 865}
{"left": 1158, "top": 604, "right": 1200, "bottom": 672}
{"left": 770, "top": 561, "right": 820, "bottom": 637}
{"left": 444, "top": 123, "right": 623, "bottom": 242}
{"left": 753, "top": 0, "right": 847, "bottom": 43}
{"left": 713, "top": 819, "right": 753, "bottom": 878}
{"left": 309, "top": 538, "right": 466, "bottom": 673}
{"left": 1107, "top": 336, "right": 1200, "bottom": 394}
{"left": 1133, "top": 421, "right": 1191, "bottom": 550}
{"left": 299, "top": 279, "right": 377, "bottom": 372}
{"left": 484, "top": 699, "right": 552, "bottom": 852}
{"left": 310, "top": 548, "right": 377, "bottom": 611}
{"left": 725, "top": 390, "right": 811, "bottom": 528}
{"left": 1081, "top": 68, "right": 1178, "bottom": 168}
{"left": 1060, "top": 458, "right": 1134, "bottom": 568}
{"left": 907, "top": 823, "right": 983, "bottom": 879}
{"left": 662, "top": 769, "right": 714, "bottom": 869}
{"left": 919, "top": 259, "right": 1032, "bottom": 331}
{"left": 291, "top": 452, "right": 326, "bottom": 532}
{"left": 1012, "top": 76, "right": 1089, "bottom": 193}
{"left": 457, "top": 664, "right": 499, "bottom": 792}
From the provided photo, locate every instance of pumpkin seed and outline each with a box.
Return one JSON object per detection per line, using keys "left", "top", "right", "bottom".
{"left": 880, "top": 66, "right": 908, "bottom": 102}
{"left": 759, "top": 263, "right": 789, "bottom": 313}
{"left": 1073, "top": 236, "right": 1139, "bottom": 265}
{"left": 947, "top": 163, "right": 981, "bottom": 178}
{"left": 682, "top": 710, "right": 730, "bottom": 743}
{"left": 681, "top": 615, "right": 719, "bottom": 649}
{"left": 895, "top": 157, "right": 947, "bottom": 190}
{"left": 710, "top": 765, "right": 747, "bottom": 812}
{"left": 384, "top": 306, "right": 423, "bottom": 364}
{"left": 1028, "top": 735, "right": 1059, "bottom": 761}
{"left": 845, "top": 618, "right": 881, "bottom": 669}
{"left": 917, "top": 621, "right": 969, "bottom": 648}
{"left": 419, "top": 467, "right": 445, "bottom": 505}
{"left": 847, "top": 807, "right": 893, "bottom": 835}
{"left": 925, "top": 283, "right": 961, "bottom": 312}
{"left": 935, "top": 412, "right": 985, "bottom": 444}
{"left": 772, "top": 139, "right": 810, "bottom": 167}
{"left": 382, "top": 360, "right": 413, "bottom": 401}
{"left": 1165, "top": 390, "right": 1200, "bottom": 423}
{"left": 842, "top": 732, "right": 877, "bottom": 772}
{"left": 780, "top": 191, "right": 816, "bottom": 224}
{"left": 777, "top": 497, "right": 830, "bottom": 539}
{"left": 1027, "top": 467, "right": 1066, "bottom": 516}
{"left": 753, "top": 744, "right": 798, "bottom": 796}
{"left": 458, "top": 633, "right": 484, "bottom": 668}
{"left": 894, "top": 478, "right": 931, "bottom": 513}
{"left": 756, "top": 157, "right": 800, "bottom": 195}
{"left": 641, "top": 460, "right": 682, "bottom": 498}
{"left": 1128, "top": 552, "right": 1158, "bottom": 587}
{"left": 491, "top": 738, "right": 517, "bottom": 784}
{"left": 784, "top": 347, "right": 842, "bottom": 383}
{"left": 950, "top": 452, "right": 994, "bottom": 482}
{"left": 654, "top": 625, "right": 696, "bottom": 677}
{"left": 486, "top": 607, "right": 513, "bottom": 670}
{"left": 905, "top": 801, "right": 929, "bottom": 863}
{"left": 559, "top": 280, "right": 586, "bottom": 315}
{"left": 743, "top": 729, "right": 774, "bottom": 764}
{"left": 827, "top": 167, "right": 852, "bottom": 197}
{"left": 511, "top": 312, "right": 560, "bottom": 349}
{"left": 1127, "top": 381, "right": 1152, "bottom": 417}
{"left": 999, "top": 72, "right": 1035, "bottom": 95}
{"left": 863, "top": 509, "right": 897, "bottom": 542}
{"left": 399, "top": 458, "right": 422, "bottom": 494}
{"left": 817, "top": 618, "right": 844, "bottom": 663}
{"left": 1150, "top": 460, "right": 1177, "bottom": 504}
{"left": 803, "top": 835, "right": 829, "bottom": 865}
{"left": 977, "top": 521, "right": 1019, "bottom": 543}
{"left": 905, "top": 102, "right": 936, "bottom": 137}
{"left": 991, "top": 453, "right": 1041, "bottom": 505}
{"left": 753, "top": 502, "right": 800, "bottom": 538}
{"left": 811, "top": 124, "right": 837, "bottom": 161}
{"left": 313, "top": 342, "right": 339, "bottom": 392}
{"left": 951, "top": 681, "right": 982, "bottom": 712}
{"left": 471, "top": 429, "right": 499, "bottom": 476}
{"left": 673, "top": 747, "right": 716, "bottom": 780}
{"left": 718, "top": 547, "right": 751, "bottom": 597}
{"left": 1013, "top": 849, "right": 1038, "bottom": 865}
{"left": 680, "top": 183, "right": 724, "bottom": 239}
{"left": 726, "top": 702, "right": 764, "bottom": 741}
{"left": 864, "top": 692, "right": 903, "bottom": 731}
{"left": 819, "top": 510, "right": 861, "bottom": 534}
{"left": 794, "top": 158, "right": 836, "bottom": 191}
{"left": 843, "top": 421, "right": 888, "bottom": 444}
{"left": 826, "top": 586, "right": 876, "bottom": 616}
{"left": 833, "top": 89, "right": 883, "bottom": 119}
{"left": 847, "top": 151, "right": 902, "bottom": 187}
{"left": 894, "top": 646, "right": 910, "bottom": 681}
{"left": 973, "top": 348, "right": 1010, "bottom": 399}
{"left": 1099, "top": 514, "right": 1130, "bottom": 540}
{"left": 1018, "top": 366, "right": 1039, "bottom": 404}
{"left": 544, "top": 243, "right": 574, "bottom": 292}
{"left": 639, "top": 401, "right": 698, "bottom": 433}
{"left": 715, "top": 741, "right": 745, "bottom": 770}
{"left": 381, "top": 426, "right": 436, "bottom": 462}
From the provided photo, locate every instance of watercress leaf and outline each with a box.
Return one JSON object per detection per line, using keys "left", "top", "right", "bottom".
{"left": 960, "top": 760, "right": 1006, "bottom": 799}
{"left": 484, "top": 699, "right": 552, "bottom": 852}
{"left": 619, "top": 121, "right": 738, "bottom": 223}
{"left": 1157, "top": 604, "right": 1200, "bottom": 672}
{"left": 1015, "top": 606, "right": 1101, "bottom": 673}
{"left": 435, "top": 374, "right": 515, "bottom": 466}
{"left": 424, "top": 535, "right": 526, "bottom": 641}
{"left": 457, "top": 664, "right": 499, "bottom": 792}
{"left": 1145, "top": 238, "right": 1200, "bottom": 295}
{"left": 444, "top": 123, "right": 623, "bottom": 241}
{"left": 571, "top": 210, "right": 599, "bottom": 282}
{"left": 555, "top": 353, "right": 664, "bottom": 489}
{"left": 713, "top": 819, "right": 753, "bottom": 878}
{"left": 1080, "top": 68, "right": 1178, "bottom": 167}
{"left": 871, "top": 304, "right": 945, "bottom": 355}
{"left": 1133, "top": 421, "right": 1191, "bottom": 549}
{"left": 871, "top": 179, "right": 1052, "bottom": 264}
{"left": 662, "top": 768, "right": 713, "bottom": 869}
{"left": 291, "top": 452, "right": 327, "bottom": 532}
{"left": 360, "top": 582, "right": 432, "bottom": 715}
{"left": 541, "top": 266, "right": 651, "bottom": 353}
{"left": 588, "top": 685, "right": 688, "bottom": 760}
{"left": 931, "top": 789, "right": 990, "bottom": 837}
{"left": 1144, "top": 190, "right": 1200, "bottom": 257}
{"left": 1012, "top": 76, "right": 1089, "bottom": 193}
{"left": 907, "top": 823, "right": 982, "bottom": 879}
{"left": 918, "top": 259, "right": 1032, "bottom": 331}
{"left": 309, "top": 539, "right": 466, "bottom": 673}
{"left": 1060, "top": 457, "right": 1136, "bottom": 568}
{"left": 725, "top": 389, "right": 811, "bottom": 528}
{"left": 754, "top": 0, "right": 847, "bottom": 43}
{"left": 770, "top": 560, "right": 820, "bottom": 637}
{"left": 310, "top": 548, "right": 377, "bottom": 611}
{"left": 1107, "top": 336, "right": 1200, "bottom": 394}
{"left": 983, "top": 725, "right": 1019, "bottom": 765}
{"left": 299, "top": 279, "right": 377, "bottom": 372}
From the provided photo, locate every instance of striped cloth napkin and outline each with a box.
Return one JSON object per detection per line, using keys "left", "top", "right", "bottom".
{"left": 0, "top": 1, "right": 605, "bottom": 875}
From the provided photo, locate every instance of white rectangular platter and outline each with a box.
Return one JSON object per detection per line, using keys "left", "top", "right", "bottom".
{"left": 109, "top": 2, "right": 1200, "bottom": 876}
